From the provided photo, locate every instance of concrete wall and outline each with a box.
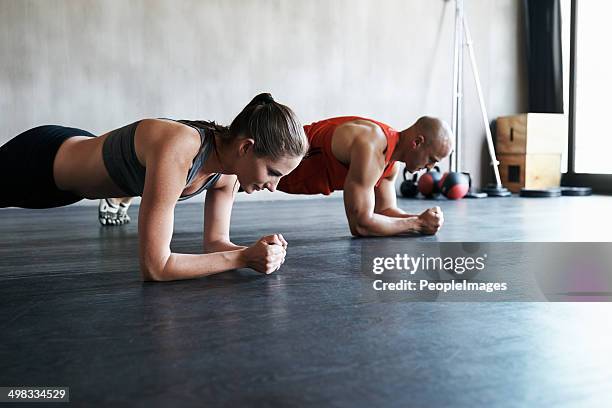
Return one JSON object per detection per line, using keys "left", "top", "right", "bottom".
{"left": 0, "top": 0, "right": 527, "bottom": 203}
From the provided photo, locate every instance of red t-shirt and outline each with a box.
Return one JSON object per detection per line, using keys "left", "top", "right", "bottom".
{"left": 277, "top": 116, "right": 400, "bottom": 195}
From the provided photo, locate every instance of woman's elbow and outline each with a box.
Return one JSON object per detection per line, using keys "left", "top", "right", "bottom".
{"left": 140, "top": 255, "right": 172, "bottom": 282}
{"left": 140, "top": 252, "right": 173, "bottom": 282}
{"left": 140, "top": 266, "right": 165, "bottom": 282}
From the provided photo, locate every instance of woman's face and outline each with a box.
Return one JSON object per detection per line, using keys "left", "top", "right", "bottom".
{"left": 234, "top": 142, "right": 302, "bottom": 193}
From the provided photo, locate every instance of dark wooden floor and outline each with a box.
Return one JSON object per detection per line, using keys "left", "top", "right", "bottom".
{"left": 1, "top": 195, "right": 612, "bottom": 407}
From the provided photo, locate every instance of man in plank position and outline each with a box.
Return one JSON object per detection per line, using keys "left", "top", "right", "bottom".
{"left": 277, "top": 116, "right": 453, "bottom": 236}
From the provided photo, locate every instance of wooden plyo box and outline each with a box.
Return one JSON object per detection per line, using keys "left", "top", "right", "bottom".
{"left": 497, "top": 153, "right": 561, "bottom": 193}
{"left": 496, "top": 113, "right": 565, "bottom": 192}
{"left": 496, "top": 113, "right": 566, "bottom": 154}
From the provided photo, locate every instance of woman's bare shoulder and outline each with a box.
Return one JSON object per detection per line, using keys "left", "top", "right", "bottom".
{"left": 137, "top": 118, "right": 200, "bottom": 141}
{"left": 137, "top": 119, "right": 201, "bottom": 157}
{"left": 209, "top": 174, "right": 238, "bottom": 191}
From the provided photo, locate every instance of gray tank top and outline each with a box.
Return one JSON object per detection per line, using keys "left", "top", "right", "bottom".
{"left": 102, "top": 119, "right": 221, "bottom": 200}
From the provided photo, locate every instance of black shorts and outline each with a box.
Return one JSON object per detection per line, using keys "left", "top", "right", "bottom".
{"left": 0, "top": 125, "right": 96, "bottom": 209}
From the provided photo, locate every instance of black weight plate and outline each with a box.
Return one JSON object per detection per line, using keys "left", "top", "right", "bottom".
{"left": 520, "top": 188, "right": 562, "bottom": 197}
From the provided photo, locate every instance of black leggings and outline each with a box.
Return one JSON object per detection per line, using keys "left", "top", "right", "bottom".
{"left": 0, "top": 125, "right": 95, "bottom": 209}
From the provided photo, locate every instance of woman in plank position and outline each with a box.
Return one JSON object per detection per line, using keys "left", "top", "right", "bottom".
{"left": 0, "top": 93, "right": 308, "bottom": 281}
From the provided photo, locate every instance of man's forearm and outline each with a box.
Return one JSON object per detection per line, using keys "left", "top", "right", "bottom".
{"left": 376, "top": 207, "right": 418, "bottom": 218}
{"left": 350, "top": 213, "right": 423, "bottom": 236}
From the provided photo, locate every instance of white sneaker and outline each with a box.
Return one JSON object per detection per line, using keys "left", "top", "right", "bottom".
{"left": 98, "top": 199, "right": 131, "bottom": 226}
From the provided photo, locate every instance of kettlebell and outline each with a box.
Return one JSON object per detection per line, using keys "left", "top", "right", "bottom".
{"left": 400, "top": 167, "right": 419, "bottom": 198}
{"left": 417, "top": 166, "right": 443, "bottom": 198}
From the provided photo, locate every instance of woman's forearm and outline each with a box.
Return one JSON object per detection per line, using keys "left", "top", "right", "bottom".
{"left": 147, "top": 249, "right": 247, "bottom": 281}
{"left": 203, "top": 240, "right": 247, "bottom": 254}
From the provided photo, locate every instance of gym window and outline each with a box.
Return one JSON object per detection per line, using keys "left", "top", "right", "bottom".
{"left": 562, "top": 0, "right": 612, "bottom": 193}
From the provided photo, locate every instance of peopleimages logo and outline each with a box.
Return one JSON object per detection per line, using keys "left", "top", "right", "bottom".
{"left": 372, "top": 253, "right": 487, "bottom": 275}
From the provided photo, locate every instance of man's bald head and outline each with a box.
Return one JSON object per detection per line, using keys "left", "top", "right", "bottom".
{"left": 415, "top": 116, "right": 453, "bottom": 153}
{"left": 398, "top": 116, "right": 454, "bottom": 172}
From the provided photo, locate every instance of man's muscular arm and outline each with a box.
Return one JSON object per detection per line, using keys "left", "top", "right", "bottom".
{"left": 343, "top": 138, "right": 441, "bottom": 236}
{"left": 374, "top": 163, "right": 419, "bottom": 218}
